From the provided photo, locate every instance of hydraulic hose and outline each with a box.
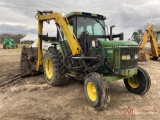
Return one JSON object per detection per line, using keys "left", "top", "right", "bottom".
{"left": 63, "top": 54, "right": 84, "bottom": 71}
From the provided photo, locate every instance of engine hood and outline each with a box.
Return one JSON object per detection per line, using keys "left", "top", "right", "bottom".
{"left": 100, "top": 40, "right": 138, "bottom": 47}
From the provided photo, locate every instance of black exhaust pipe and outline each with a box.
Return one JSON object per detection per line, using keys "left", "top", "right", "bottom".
{"left": 110, "top": 25, "right": 115, "bottom": 40}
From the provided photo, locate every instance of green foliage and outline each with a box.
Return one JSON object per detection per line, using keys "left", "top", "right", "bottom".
{"left": 132, "top": 29, "right": 143, "bottom": 43}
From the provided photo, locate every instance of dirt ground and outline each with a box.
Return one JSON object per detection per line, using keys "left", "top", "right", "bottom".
{"left": 0, "top": 45, "right": 159, "bottom": 120}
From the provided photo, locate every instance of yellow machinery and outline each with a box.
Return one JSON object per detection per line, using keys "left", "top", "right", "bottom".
{"left": 139, "top": 24, "right": 160, "bottom": 61}
{"left": 20, "top": 11, "right": 82, "bottom": 76}
{"left": 36, "top": 11, "right": 82, "bottom": 71}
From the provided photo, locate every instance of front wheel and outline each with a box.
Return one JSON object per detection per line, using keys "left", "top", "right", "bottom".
{"left": 84, "top": 72, "right": 110, "bottom": 111}
{"left": 124, "top": 67, "right": 151, "bottom": 94}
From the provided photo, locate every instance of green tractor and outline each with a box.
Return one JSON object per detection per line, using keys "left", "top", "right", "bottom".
{"left": 3, "top": 38, "right": 18, "bottom": 49}
{"left": 20, "top": 11, "right": 151, "bottom": 111}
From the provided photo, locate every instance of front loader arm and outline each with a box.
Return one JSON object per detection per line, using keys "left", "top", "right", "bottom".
{"left": 36, "top": 11, "right": 82, "bottom": 71}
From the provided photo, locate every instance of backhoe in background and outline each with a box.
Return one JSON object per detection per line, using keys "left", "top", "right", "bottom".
{"left": 138, "top": 24, "right": 160, "bottom": 61}
{"left": 20, "top": 11, "right": 151, "bottom": 110}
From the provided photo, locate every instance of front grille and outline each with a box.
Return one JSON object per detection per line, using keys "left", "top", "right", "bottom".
{"left": 121, "top": 47, "right": 139, "bottom": 55}
{"left": 121, "top": 59, "right": 137, "bottom": 68}
{"left": 120, "top": 47, "right": 139, "bottom": 69}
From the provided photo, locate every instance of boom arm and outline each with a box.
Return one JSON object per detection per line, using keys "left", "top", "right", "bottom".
{"left": 139, "top": 24, "right": 154, "bottom": 49}
{"left": 139, "top": 24, "right": 159, "bottom": 57}
{"left": 36, "top": 11, "right": 82, "bottom": 71}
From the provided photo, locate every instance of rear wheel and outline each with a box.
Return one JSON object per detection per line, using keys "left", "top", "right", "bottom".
{"left": 124, "top": 67, "right": 151, "bottom": 94}
{"left": 43, "top": 49, "right": 69, "bottom": 86}
{"left": 84, "top": 72, "right": 110, "bottom": 111}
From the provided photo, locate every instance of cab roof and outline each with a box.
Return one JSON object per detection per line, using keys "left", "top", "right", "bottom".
{"left": 65, "top": 12, "right": 106, "bottom": 20}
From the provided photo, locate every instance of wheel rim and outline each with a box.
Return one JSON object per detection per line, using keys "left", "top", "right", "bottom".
{"left": 87, "top": 82, "right": 97, "bottom": 102}
{"left": 45, "top": 58, "right": 53, "bottom": 79}
{"left": 128, "top": 77, "right": 140, "bottom": 88}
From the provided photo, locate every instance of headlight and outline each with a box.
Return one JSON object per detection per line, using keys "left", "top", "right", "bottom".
{"left": 122, "top": 55, "right": 131, "bottom": 60}
{"left": 135, "top": 54, "right": 138, "bottom": 59}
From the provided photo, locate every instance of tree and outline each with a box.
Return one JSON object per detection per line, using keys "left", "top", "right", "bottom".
{"left": 0, "top": 33, "right": 25, "bottom": 44}
{"left": 132, "top": 29, "right": 143, "bottom": 43}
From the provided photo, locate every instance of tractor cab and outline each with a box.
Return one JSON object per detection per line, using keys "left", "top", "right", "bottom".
{"left": 63, "top": 12, "right": 126, "bottom": 55}
{"left": 65, "top": 12, "right": 124, "bottom": 41}
{"left": 65, "top": 12, "right": 106, "bottom": 41}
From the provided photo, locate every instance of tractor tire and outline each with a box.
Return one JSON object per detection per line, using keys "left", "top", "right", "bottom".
{"left": 43, "top": 49, "right": 69, "bottom": 86}
{"left": 84, "top": 72, "right": 110, "bottom": 111}
{"left": 150, "top": 57, "right": 158, "bottom": 60}
{"left": 124, "top": 67, "right": 151, "bottom": 95}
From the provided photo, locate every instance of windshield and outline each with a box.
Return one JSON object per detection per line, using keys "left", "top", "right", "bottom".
{"left": 77, "top": 17, "right": 106, "bottom": 40}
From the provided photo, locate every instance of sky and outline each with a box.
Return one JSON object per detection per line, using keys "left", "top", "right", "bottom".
{"left": 0, "top": 0, "right": 160, "bottom": 39}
